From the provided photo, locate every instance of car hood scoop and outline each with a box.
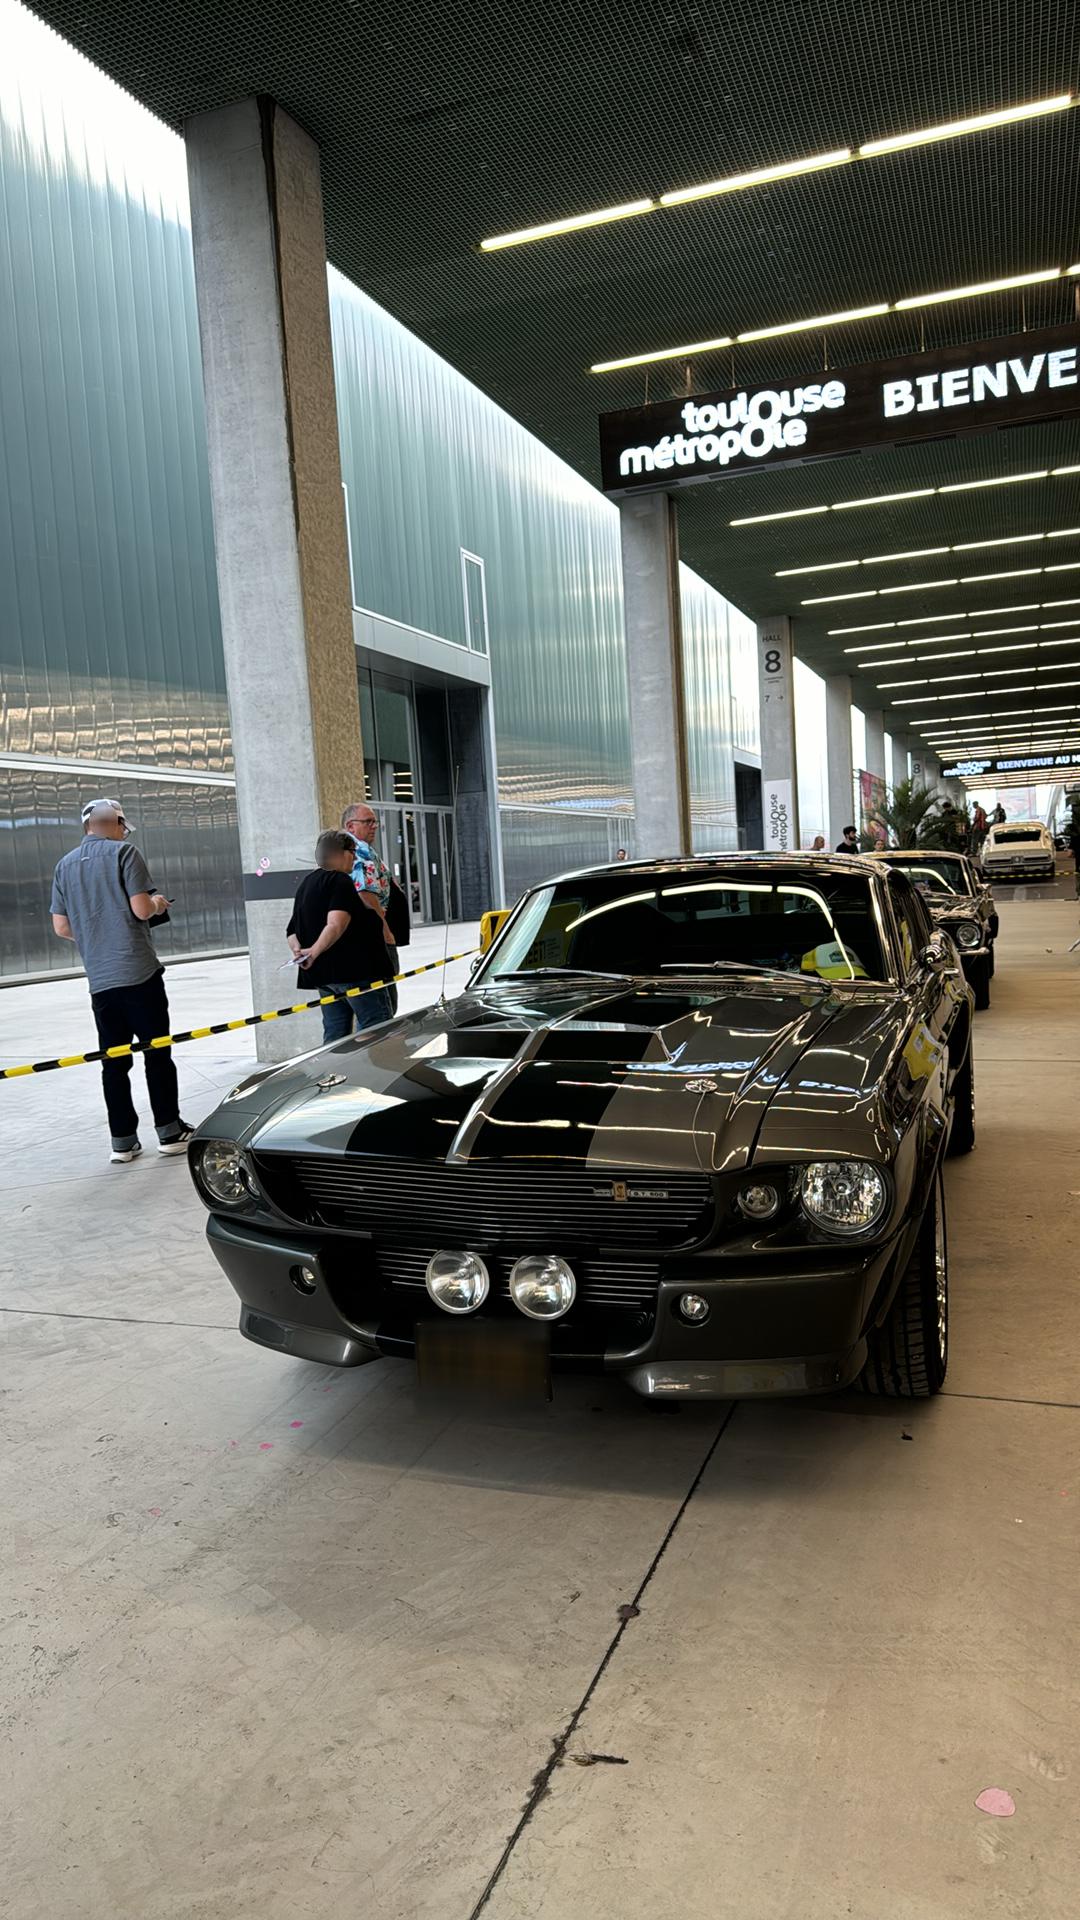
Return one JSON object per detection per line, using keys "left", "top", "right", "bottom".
{"left": 246, "top": 974, "right": 885, "bottom": 1173}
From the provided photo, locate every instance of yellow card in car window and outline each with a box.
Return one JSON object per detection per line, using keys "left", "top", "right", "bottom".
{"left": 801, "top": 941, "right": 867, "bottom": 981}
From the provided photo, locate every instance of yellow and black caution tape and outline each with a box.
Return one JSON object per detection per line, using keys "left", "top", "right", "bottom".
{"left": 1, "top": 951, "right": 478, "bottom": 1081}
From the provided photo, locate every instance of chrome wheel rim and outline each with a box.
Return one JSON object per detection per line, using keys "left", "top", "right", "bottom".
{"left": 934, "top": 1184, "right": 948, "bottom": 1363}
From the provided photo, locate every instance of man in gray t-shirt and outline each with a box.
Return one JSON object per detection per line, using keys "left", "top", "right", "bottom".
{"left": 51, "top": 801, "right": 192, "bottom": 1163}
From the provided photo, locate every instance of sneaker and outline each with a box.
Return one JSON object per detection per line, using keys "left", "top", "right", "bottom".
{"left": 110, "top": 1141, "right": 142, "bottom": 1164}
{"left": 158, "top": 1123, "right": 196, "bottom": 1157}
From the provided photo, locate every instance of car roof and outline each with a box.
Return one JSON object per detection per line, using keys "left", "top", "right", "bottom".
{"left": 537, "top": 851, "right": 880, "bottom": 886}
{"left": 869, "top": 848, "right": 969, "bottom": 861}
{"left": 988, "top": 818, "right": 1045, "bottom": 829}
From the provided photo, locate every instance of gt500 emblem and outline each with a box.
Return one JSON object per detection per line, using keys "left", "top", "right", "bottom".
{"left": 593, "top": 1182, "right": 671, "bottom": 1201}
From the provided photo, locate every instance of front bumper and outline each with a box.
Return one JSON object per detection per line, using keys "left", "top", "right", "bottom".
{"left": 957, "top": 944, "right": 990, "bottom": 986}
{"left": 206, "top": 1214, "right": 901, "bottom": 1400}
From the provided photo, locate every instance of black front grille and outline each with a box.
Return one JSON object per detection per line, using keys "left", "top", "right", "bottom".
{"left": 253, "top": 1153, "right": 714, "bottom": 1249}
{"left": 375, "top": 1244, "right": 660, "bottom": 1312}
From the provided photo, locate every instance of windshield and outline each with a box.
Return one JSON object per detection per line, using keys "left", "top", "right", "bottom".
{"left": 481, "top": 869, "right": 887, "bottom": 983}
{"left": 991, "top": 828, "right": 1044, "bottom": 844}
{"left": 881, "top": 856, "right": 969, "bottom": 896}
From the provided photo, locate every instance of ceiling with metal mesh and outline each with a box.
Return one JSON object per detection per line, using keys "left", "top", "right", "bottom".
{"left": 23, "top": 0, "right": 1080, "bottom": 756}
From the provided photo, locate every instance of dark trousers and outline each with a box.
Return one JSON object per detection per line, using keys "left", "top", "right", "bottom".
{"left": 90, "top": 969, "right": 181, "bottom": 1149}
{"left": 321, "top": 981, "right": 394, "bottom": 1044}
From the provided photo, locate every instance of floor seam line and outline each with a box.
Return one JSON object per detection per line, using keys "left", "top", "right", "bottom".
{"left": 941, "top": 1388, "right": 1080, "bottom": 1411}
{"left": 465, "top": 1400, "right": 739, "bottom": 1920}
{"left": 0, "top": 1304, "right": 235, "bottom": 1332}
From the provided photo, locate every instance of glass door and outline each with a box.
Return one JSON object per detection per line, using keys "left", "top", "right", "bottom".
{"left": 401, "top": 808, "right": 424, "bottom": 921}
{"left": 422, "top": 810, "right": 446, "bottom": 923}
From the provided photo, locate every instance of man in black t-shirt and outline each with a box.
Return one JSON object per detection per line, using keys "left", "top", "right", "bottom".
{"left": 287, "top": 832, "right": 395, "bottom": 1044}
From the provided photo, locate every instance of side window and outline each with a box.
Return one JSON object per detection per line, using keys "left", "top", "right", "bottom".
{"left": 890, "top": 877, "right": 930, "bottom": 975}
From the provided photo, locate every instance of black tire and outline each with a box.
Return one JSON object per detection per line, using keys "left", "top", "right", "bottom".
{"left": 947, "top": 1046, "right": 975, "bottom": 1157}
{"left": 987, "top": 942, "right": 995, "bottom": 979}
{"left": 858, "top": 1169, "right": 948, "bottom": 1398}
{"left": 968, "top": 954, "right": 991, "bottom": 1010}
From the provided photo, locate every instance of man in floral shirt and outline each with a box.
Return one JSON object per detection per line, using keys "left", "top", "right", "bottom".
{"left": 341, "top": 803, "right": 398, "bottom": 1009}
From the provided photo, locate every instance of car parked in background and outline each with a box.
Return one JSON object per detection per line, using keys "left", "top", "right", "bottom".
{"left": 190, "top": 856, "right": 975, "bottom": 1404}
{"left": 867, "top": 849, "right": 996, "bottom": 1010}
{"left": 981, "top": 820, "right": 1056, "bottom": 884}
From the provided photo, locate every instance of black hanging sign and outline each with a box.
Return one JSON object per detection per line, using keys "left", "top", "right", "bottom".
{"left": 598, "top": 322, "right": 1080, "bottom": 495}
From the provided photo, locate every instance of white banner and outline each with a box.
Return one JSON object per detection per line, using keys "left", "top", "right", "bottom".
{"left": 764, "top": 778, "right": 795, "bottom": 852}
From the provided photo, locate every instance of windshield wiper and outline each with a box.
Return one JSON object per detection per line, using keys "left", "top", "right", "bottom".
{"left": 490, "top": 967, "right": 632, "bottom": 983}
{"left": 660, "top": 959, "right": 826, "bottom": 981}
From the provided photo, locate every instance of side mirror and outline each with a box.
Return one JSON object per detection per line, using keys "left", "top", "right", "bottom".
{"left": 479, "top": 908, "right": 510, "bottom": 953}
{"left": 921, "top": 934, "right": 955, "bottom": 973}
{"left": 468, "top": 952, "right": 483, "bottom": 978}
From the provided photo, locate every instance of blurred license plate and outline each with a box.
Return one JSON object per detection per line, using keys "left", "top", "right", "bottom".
{"left": 415, "top": 1317, "right": 551, "bottom": 1399}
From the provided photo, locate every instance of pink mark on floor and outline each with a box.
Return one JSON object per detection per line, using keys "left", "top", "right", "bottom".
{"left": 975, "top": 1788, "right": 1015, "bottom": 1817}
{"left": 290, "top": 1420, "right": 304, "bottom": 1429}
{"left": 258, "top": 1442, "right": 274, "bottom": 1452}
{"left": 147, "top": 1507, "right": 163, "bottom": 1517}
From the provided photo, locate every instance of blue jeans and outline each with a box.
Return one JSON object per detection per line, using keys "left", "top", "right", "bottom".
{"left": 321, "top": 982, "right": 394, "bottom": 1044}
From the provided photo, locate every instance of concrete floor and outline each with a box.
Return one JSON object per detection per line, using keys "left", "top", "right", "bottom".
{"left": 2, "top": 890, "right": 1079, "bottom": 1919}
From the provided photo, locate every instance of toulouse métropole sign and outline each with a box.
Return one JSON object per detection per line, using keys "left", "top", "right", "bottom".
{"left": 598, "top": 322, "right": 1080, "bottom": 495}
{"left": 941, "top": 749, "right": 1080, "bottom": 778}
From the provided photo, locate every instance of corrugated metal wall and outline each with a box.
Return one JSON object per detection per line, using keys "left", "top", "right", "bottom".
{"left": 1, "top": 4, "right": 759, "bottom": 973}
{"left": 0, "top": 54, "right": 229, "bottom": 776}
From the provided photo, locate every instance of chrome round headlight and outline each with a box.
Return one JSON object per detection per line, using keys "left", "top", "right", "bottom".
{"left": 799, "top": 1160, "right": 888, "bottom": 1236}
{"left": 509, "top": 1254, "right": 576, "bottom": 1320}
{"left": 196, "top": 1139, "right": 249, "bottom": 1205}
{"left": 425, "top": 1250, "right": 490, "bottom": 1315}
{"left": 952, "top": 920, "right": 981, "bottom": 949}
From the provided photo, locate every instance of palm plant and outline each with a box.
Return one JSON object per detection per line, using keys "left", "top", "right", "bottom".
{"left": 869, "top": 777, "right": 942, "bottom": 848}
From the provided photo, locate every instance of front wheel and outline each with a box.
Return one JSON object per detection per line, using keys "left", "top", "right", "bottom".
{"left": 858, "top": 1168, "right": 948, "bottom": 1398}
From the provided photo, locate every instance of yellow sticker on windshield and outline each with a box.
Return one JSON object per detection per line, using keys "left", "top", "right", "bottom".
{"left": 801, "top": 942, "right": 867, "bottom": 981}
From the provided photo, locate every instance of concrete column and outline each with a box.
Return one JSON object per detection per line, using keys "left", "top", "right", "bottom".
{"left": 910, "top": 744, "right": 927, "bottom": 789}
{"left": 825, "top": 673, "right": 854, "bottom": 849}
{"left": 890, "top": 732, "right": 910, "bottom": 792}
{"left": 186, "top": 98, "right": 365, "bottom": 1058}
{"left": 864, "top": 709, "right": 886, "bottom": 783}
{"left": 756, "top": 616, "right": 800, "bottom": 851}
{"left": 619, "top": 493, "right": 691, "bottom": 856}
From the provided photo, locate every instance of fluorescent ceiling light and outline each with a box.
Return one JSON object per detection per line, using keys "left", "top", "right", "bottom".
{"left": 660, "top": 150, "right": 851, "bottom": 207}
{"left": 740, "top": 472, "right": 1069, "bottom": 528}
{"left": 832, "top": 489, "right": 936, "bottom": 511}
{"left": 595, "top": 265, "right": 1071, "bottom": 371}
{"left": 730, "top": 505, "right": 830, "bottom": 526}
{"left": 782, "top": 530, "right": 1078, "bottom": 581}
{"left": 858, "top": 94, "right": 1072, "bottom": 157}
{"left": 802, "top": 589, "right": 877, "bottom": 604}
{"left": 831, "top": 622, "right": 897, "bottom": 634}
{"left": 940, "top": 470, "right": 1048, "bottom": 492}
{"left": 894, "top": 267, "right": 1062, "bottom": 310}
{"left": 489, "top": 95, "right": 1076, "bottom": 253}
{"left": 960, "top": 567, "right": 1042, "bottom": 582}
{"left": 881, "top": 578, "right": 959, "bottom": 594}
{"left": 481, "top": 198, "right": 654, "bottom": 251}
{"left": 953, "top": 532, "right": 1046, "bottom": 551}
{"left": 737, "top": 302, "right": 889, "bottom": 343}
{"left": 591, "top": 332, "right": 732, "bottom": 372}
